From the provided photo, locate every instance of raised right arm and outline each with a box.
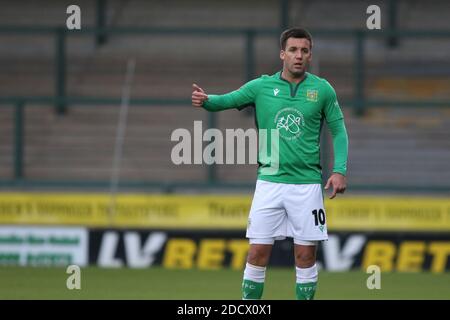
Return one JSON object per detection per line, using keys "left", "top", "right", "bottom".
{"left": 199, "top": 78, "right": 262, "bottom": 112}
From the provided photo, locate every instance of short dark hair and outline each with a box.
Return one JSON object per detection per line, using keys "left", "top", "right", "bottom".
{"left": 280, "top": 28, "right": 313, "bottom": 50}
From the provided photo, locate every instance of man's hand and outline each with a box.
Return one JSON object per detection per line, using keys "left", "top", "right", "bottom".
{"left": 192, "top": 83, "right": 208, "bottom": 107}
{"left": 324, "top": 173, "right": 347, "bottom": 199}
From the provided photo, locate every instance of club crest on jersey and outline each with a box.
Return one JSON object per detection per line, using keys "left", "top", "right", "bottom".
{"left": 306, "top": 89, "right": 318, "bottom": 102}
{"left": 274, "top": 107, "right": 305, "bottom": 140}
{"left": 273, "top": 88, "right": 280, "bottom": 96}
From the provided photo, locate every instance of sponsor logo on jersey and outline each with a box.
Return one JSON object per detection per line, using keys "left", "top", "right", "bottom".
{"left": 274, "top": 107, "right": 305, "bottom": 140}
{"left": 273, "top": 88, "right": 280, "bottom": 96}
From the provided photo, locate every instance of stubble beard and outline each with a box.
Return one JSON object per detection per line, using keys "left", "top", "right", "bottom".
{"left": 289, "top": 67, "right": 305, "bottom": 79}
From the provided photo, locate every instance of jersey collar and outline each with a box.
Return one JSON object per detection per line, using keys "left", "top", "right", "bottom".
{"left": 278, "top": 71, "right": 309, "bottom": 98}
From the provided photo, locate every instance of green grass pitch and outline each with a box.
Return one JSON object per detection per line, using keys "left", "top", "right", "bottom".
{"left": 0, "top": 267, "right": 449, "bottom": 300}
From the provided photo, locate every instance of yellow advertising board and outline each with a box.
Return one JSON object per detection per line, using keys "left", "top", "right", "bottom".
{"left": 0, "top": 193, "right": 449, "bottom": 231}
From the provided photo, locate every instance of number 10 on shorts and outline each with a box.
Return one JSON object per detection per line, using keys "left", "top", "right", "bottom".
{"left": 311, "top": 209, "right": 326, "bottom": 231}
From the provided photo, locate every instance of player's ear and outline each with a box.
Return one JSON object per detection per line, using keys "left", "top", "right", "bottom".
{"left": 280, "top": 50, "right": 285, "bottom": 61}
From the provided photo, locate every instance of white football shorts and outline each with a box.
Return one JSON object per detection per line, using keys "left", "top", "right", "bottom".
{"left": 246, "top": 179, "right": 328, "bottom": 245}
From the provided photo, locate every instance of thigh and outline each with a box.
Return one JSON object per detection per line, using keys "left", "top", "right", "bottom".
{"left": 284, "top": 184, "right": 328, "bottom": 241}
{"left": 246, "top": 180, "right": 287, "bottom": 239}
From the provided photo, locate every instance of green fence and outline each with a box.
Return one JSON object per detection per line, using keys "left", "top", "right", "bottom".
{"left": 1, "top": 26, "right": 450, "bottom": 192}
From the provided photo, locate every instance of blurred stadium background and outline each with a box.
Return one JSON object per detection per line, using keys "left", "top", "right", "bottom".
{"left": 0, "top": 0, "right": 449, "bottom": 299}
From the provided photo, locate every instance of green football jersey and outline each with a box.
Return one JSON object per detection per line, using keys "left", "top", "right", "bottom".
{"left": 203, "top": 71, "right": 348, "bottom": 184}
